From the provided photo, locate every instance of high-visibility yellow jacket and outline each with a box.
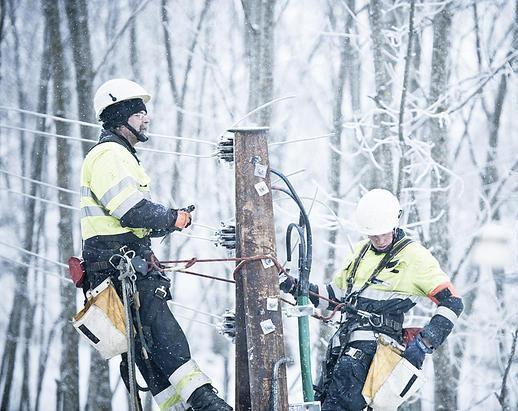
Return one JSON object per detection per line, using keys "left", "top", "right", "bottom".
{"left": 310, "top": 232, "right": 463, "bottom": 348}
{"left": 80, "top": 139, "right": 152, "bottom": 241}
{"left": 333, "top": 239, "right": 451, "bottom": 300}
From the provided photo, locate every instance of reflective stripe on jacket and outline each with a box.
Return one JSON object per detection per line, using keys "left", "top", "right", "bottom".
{"left": 80, "top": 141, "right": 152, "bottom": 240}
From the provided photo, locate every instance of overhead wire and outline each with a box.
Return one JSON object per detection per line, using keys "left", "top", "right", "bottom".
{"left": 1, "top": 185, "right": 220, "bottom": 244}
{"left": 173, "top": 312, "right": 217, "bottom": 329}
{"left": 0, "top": 124, "right": 217, "bottom": 158}
{"left": 168, "top": 301, "right": 222, "bottom": 320}
{"left": 1, "top": 107, "right": 343, "bottom": 161}
{"left": 190, "top": 222, "right": 219, "bottom": 231}
{"left": 1, "top": 188, "right": 79, "bottom": 211}
{"left": 0, "top": 106, "right": 99, "bottom": 128}
{"left": 174, "top": 231, "right": 216, "bottom": 242}
{"left": 0, "top": 105, "right": 217, "bottom": 145}
{"left": 269, "top": 132, "right": 334, "bottom": 146}
{"left": 0, "top": 240, "right": 68, "bottom": 268}
{"left": 223, "top": 95, "right": 296, "bottom": 133}
{"left": 0, "top": 254, "right": 72, "bottom": 284}
{"left": 0, "top": 169, "right": 79, "bottom": 195}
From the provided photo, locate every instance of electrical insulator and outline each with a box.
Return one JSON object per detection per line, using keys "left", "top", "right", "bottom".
{"left": 216, "top": 309, "right": 236, "bottom": 343}
{"left": 216, "top": 135, "right": 234, "bottom": 162}
{"left": 215, "top": 224, "right": 236, "bottom": 250}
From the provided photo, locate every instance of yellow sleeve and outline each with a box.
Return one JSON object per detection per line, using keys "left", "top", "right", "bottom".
{"left": 408, "top": 243, "right": 451, "bottom": 296}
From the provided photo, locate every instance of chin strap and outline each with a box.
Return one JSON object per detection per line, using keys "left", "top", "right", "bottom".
{"left": 124, "top": 121, "right": 148, "bottom": 142}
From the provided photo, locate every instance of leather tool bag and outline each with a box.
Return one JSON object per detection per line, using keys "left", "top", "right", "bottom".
{"left": 72, "top": 279, "right": 128, "bottom": 359}
{"left": 362, "top": 338, "right": 425, "bottom": 410}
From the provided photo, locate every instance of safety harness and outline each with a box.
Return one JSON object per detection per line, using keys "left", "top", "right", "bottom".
{"left": 345, "top": 237, "right": 413, "bottom": 300}
{"left": 341, "top": 237, "right": 415, "bottom": 338}
{"left": 315, "top": 237, "right": 415, "bottom": 402}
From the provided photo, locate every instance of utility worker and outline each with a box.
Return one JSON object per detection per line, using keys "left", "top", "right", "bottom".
{"left": 80, "top": 78, "right": 232, "bottom": 411}
{"left": 281, "top": 189, "right": 463, "bottom": 410}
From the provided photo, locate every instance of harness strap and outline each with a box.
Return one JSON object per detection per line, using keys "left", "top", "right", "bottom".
{"left": 348, "top": 237, "right": 414, "bottom": 300}
{"left": 346, "top": 242, "right": 370, "bottom": 295}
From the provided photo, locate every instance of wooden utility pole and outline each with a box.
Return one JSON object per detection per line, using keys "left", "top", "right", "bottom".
{"left": 232, "top": 127, "right": 288, "bottom": 411}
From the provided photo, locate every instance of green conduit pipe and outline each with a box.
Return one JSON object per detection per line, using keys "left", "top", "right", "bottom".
{"left": 271, "top": 168, "right": 314, "bottom": 402}
{"left": 297, "top": 294, "right": 314, "bottom": 402}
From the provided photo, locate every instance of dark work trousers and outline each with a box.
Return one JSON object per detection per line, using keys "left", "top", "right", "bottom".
{"left": 88, "top": 268, "right": 192, "bottom": 396}
{"left": 321, "top": 341, "right": 377, "bottom": 411}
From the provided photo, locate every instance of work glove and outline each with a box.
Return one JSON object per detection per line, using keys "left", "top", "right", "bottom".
{"left": 174, "top": 210, "right": 192, "bottom": 229}
{"left": 278, "top": 273, "right": 298, "bottom": 295}
{"left": 172, "top": 205, "right": 195, "bottom": 230}
{"left": 403, "top": 334, "right": 432, "bottom": 369}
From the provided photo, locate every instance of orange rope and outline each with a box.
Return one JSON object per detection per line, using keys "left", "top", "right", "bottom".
{"left": 158, "top": 254, "right": 343, "bottom": 321}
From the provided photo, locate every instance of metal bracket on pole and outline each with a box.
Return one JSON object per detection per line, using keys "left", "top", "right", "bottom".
{"left": 283, "top": 304, "right": 314, "bottom": 318}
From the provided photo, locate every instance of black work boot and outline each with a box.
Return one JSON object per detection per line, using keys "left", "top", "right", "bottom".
{"left": 188, "top": 384, "right": 233, "bottom": 411}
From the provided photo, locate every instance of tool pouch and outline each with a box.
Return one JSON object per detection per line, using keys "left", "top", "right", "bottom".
{"left": 362, "top": 341, "right": 425, "bottom": 410}
{"left": 68, "top": 256, "right": 86, "bottom": 287}
{"left": 72, "top": 279, "right": 128, "bottom": 359}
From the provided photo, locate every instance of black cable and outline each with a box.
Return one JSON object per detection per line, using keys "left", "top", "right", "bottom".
{"left": 270, "top": 169, "right": 313, "bottom": 297}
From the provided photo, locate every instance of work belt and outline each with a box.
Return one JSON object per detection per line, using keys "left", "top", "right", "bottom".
{"left": 336, "top": 312, "right": 404, "bottom": 349}
{"left": 353, "top": 313, "right": 403, "bottom": 332}
{"left": 85, "top": 260, "right": 112, "bottom": 272}
{"left": 83, "top": 242, "right": 156, "bottom": 274}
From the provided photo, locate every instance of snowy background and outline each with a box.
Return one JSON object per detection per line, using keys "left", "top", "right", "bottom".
{"left": 0, "top": 0, "right": 517, "bottom": 410}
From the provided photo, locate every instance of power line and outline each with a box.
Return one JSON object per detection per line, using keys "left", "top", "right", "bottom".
{"left": 173, "top": 312, "right": 217, "bottom": 329}
{"left": 269, "top": 133, "right": 334, "bottom": 146}
{"left": 0, "top": 240, "right": 68, "bottom": 269}
{"left": 0, "top": 123, "right": 92, "bottom": 144}
{"left": 0, "top": 106, "right": 217, "bottom": 145}
{"left": 190, "top": 222, "right": 219, "bottom": 231}
{"left": 1, "top": 189, "right": 220, "bottom": 242}
{"left": 0, "top": 106, "right": 99, "bottom": 128}
{"left": 0, "top": 124, "right": 217, "bottom": 158}
{"left": 1, "top": 188, "right": 220, "bottom": 242}
{"left": 174, "top": 231, "right": 215, "bottom": 242}
{"left": 0, "top": 169, "right": 79, "bottom": 195}
{"left": 147, "top": 131, "right": 217, "bottom": 146}
{"left": 1, "top": 188, "right": 79, "bottom": 211}
{"left": 168, "top": 301, "right": 222, "bottom": 319}
{"left": 224, "top": 95, "right": 296, "bottom": 133}
{"left": 0, "top": 254, "right": 72, "bottom": 284}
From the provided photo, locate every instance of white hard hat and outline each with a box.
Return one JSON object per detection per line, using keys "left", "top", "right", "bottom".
{"left": 94, "top": 79, "right": 151, "bottom": 120}
{"left": 354, "top": 189, "right": 401, "bottom": 235}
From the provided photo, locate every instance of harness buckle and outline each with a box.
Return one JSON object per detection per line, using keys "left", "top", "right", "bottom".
{"left": 154, "top": 286, "right": 167, "bottom": 300}
{"left": 345, "top": 293, "right": 358, "bottom": 307}
{"left": 368, "top": 313, "right": 383, "bottom": 327}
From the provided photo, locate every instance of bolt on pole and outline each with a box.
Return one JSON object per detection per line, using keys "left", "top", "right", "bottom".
{"left": 231, "top": 127, "right": 288, "bottom": 411}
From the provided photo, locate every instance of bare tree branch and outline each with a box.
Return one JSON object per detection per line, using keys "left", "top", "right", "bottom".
{"left": 496, "top": 327, "right": 518, "bottom": 410}
{"left": 396, "top": 0, "right": 416, "bottom": 198}
{"left": 447, "top": 54, "right": 516, "bottom": 114}
{"left": 93, "top": 0, "right": 153, "bottom": 78}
